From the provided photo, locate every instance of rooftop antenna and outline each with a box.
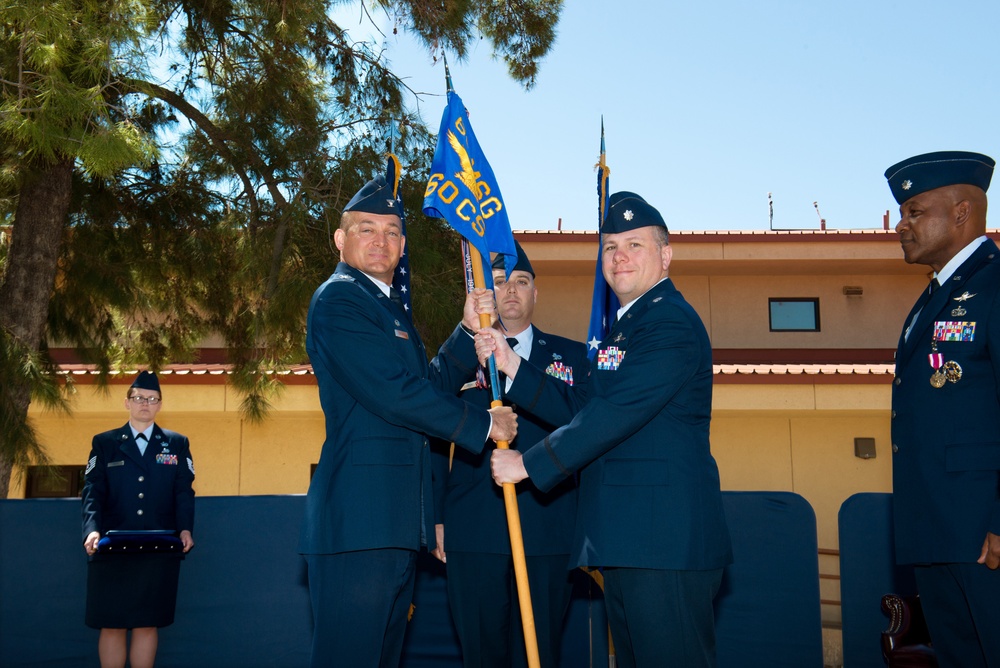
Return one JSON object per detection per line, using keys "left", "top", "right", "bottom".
{"left": 813, "top": 201, "right": 827, "bottom": 230}
{"left": 768, "top": 192, "right": 774, "bottom": 230}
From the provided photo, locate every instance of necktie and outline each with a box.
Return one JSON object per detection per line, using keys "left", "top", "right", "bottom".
{"left": 929, "top": 278, "right": 940, "bottom": 294}
{"left": 135, "top": 433, "right": 147, "bottom": 455}
{"left": 135, "top": 433, "right": 147, "bottom": 441}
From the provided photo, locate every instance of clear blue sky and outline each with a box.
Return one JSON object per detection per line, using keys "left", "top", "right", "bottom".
{"left": 340, "top": 0, "right": 1000, "bottom": 232}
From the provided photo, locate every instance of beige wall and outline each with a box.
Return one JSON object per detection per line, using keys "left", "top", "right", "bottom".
{"left": 701, "top": 274, "right": 922, "bottom": 349}
{"left": 19, "top": 380, "right": 894, "bottom": 552}
{"left": 532, "top": 274, "right": 592, "bottom": 340}
{"left": 531, "top": 269, "right": 927, "bottom": 350}
{"left": 15, "top": 384, "right": 323, "bottom": 498}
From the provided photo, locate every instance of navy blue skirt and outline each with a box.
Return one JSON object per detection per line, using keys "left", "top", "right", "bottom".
{"left": 85, "top": 552, "right": 183, "bottom": 629}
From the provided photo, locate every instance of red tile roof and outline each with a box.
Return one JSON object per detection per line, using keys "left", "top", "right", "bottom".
{"left": 56, "top": 363, "right": 896, "bottom": 385}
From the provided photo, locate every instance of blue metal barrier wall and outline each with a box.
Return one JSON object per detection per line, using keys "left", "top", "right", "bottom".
{"left": 1, "top": 492, "right": 822, "bottom": 667}
{"left": 839, "top": 492, "right": 918, "bottom": 668}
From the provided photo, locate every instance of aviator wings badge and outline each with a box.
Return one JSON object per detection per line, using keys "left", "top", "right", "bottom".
{"left": 951, "top": 291, "right": 976, "bottom": 317}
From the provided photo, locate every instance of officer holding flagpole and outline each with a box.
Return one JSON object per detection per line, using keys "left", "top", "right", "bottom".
{"left": 479, "top": 192, "right": 733, "bottom": 668}
{"left": 422, "top": 63, "right": 542, "bottom": 667}
{"left": 300, "top": 162, "right": 517, "bottom": 668}
{"left": 433, "top": 241, "right": 587, "bottom": 668}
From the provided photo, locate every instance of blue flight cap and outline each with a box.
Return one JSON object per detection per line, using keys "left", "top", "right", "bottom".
{"left": 601, "top": 191, "right": 668, "bottom": 238}
{"left": 491, "top": 240, "right": 534, "bottom": 277}
{"left": 343, "top": 175, "right": 400, "bottom": 216}
{"left": 130, "top": 370, "right": 161, "bottom": 394}
{"left": 884, "top": 151, "right": 995, "bottom": 205}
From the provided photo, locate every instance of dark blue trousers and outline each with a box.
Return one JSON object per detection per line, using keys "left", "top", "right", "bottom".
{"left": 306, "top": 549, "right": 417, "bottom": 668}
{"left": 446, "top": 552, "right": 572, "bottom": 668}
{"left": 915, "top": 563, "right": 1000, "bottom": 668}
{"left": 603, "top": 566, "right": 724, "bottom": 668}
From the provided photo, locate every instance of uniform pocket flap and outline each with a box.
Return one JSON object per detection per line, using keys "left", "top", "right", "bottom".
{"left": 945, "top": 443, "right": 1000, "bottom": 472}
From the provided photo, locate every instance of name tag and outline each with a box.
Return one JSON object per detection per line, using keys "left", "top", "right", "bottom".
{"left": 395, "top": 329, "right": 409, "bottom": 340}
{"left": 107, "top": 460, "right": 125, "bottom": 468}
{"left": 156, "top": 453, "right": 178, "bottom": 466}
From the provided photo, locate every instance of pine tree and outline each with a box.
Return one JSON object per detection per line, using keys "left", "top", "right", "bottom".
{"left": 0, "top": 0, "right": 562, "bottom": 497}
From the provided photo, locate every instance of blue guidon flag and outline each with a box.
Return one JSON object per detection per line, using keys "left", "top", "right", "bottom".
{"left": 586, "top": 120, "right": 621, "bottom": 358}
{"left": 423, "top": 87, "right": 516, "bottom": 289}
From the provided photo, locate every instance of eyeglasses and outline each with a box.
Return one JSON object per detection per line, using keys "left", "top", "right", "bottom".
{"left": 128, "top": 396, "right": 161, "bottom": 405}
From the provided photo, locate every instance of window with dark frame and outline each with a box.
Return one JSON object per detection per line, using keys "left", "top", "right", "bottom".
{"left": 25, "top": 465, "right": 86, "bottom": 498}
{"left": 769, "top": 298, "right": 820, "bottom": 332}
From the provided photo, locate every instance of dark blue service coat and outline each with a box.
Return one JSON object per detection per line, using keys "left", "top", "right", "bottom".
{"left": 892, "top": 238, "right": 1000, "bottom": 564}
{"left": 81, "top": 423, "right": 195, "bottom": 539}
{"left": 299, "top": 263, "right": 491, "bottom": 556}
{"left": 508, "top": 278, "right": 733, "bottom": 571}
{"left": 436, "top": 325, "right": 587, "bottom": 556}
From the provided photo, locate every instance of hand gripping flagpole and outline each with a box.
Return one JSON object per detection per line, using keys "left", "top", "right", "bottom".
{"left": 436, "top": 57, "right": 540, "bottom": 668}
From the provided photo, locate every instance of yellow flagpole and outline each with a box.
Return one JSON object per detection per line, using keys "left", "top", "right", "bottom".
{"left": 467, "top": 244, "right": 541, "bottom": 668}
{"left": 439, "top": 53, "right": 538, "bottom": 666}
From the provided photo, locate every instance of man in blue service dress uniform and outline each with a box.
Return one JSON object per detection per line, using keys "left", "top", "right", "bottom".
{"left": 885, "top": 151, "right": 1000, "bottom": 667}
{"left": 482, "top": 192, "right": 733, "bottom": 668}
{"left": 300, "top": 173, "right": 518, "bottom": 668}
{"left": 432, "top": 241, "right": 588, "bottom": 668}
{"left": 82, "top": 370, "right": 195, "bottom": 668}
